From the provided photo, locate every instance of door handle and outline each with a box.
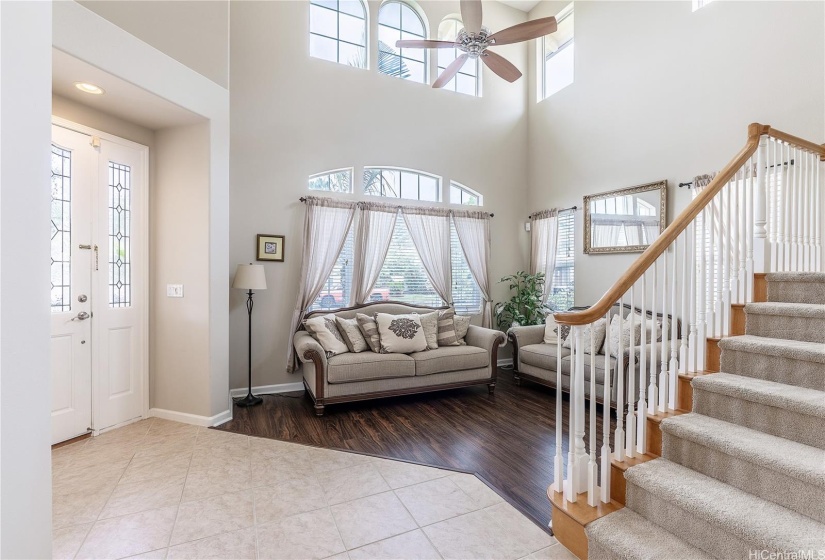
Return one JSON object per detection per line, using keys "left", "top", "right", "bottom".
{"left": 73, "top": 311, "right": 90, "bottom": 321}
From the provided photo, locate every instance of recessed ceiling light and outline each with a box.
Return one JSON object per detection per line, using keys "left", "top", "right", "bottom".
{"left": 74, "top": 82, "right": 105, "bottom": 95}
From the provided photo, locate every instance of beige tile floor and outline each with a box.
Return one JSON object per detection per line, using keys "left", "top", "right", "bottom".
{"left": 52, "top": 418, "right": 577, "bottom": 560}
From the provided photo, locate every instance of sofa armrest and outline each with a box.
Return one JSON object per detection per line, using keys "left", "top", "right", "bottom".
{"left": 294, "top": 331, "right": 327, "bottom": 370}
{"left": 465, "top": 325, "right": 507, "bottom": 353}
{"left": 507, "top": 325, "right": 546, "bottom": 349}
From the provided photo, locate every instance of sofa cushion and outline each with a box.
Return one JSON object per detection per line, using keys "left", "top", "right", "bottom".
{"left": 520, "top": 343, "right": 571, "bottom": 370}
{"left": 559, "top": 353, "right": 618, "bottom": 385}
{"left": 327, "top": 352, "right": 415, "bottom": 384}
{"left": 410, "top": 346, "right": 489, "bottom": 376}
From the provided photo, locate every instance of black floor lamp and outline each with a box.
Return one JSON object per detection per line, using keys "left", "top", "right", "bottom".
{"left": 233, "top": 263, "right": 267, "bottom": 407}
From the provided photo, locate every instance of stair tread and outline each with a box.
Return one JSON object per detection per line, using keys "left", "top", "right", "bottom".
{"left": 661, "top": 413, "right": 825, "bottom": 486}
{"left": 586, "top": 508, "right": 714, "bottom": 560}
{"left": 625, "top": 458, "right": 825, "bottom": 552}
{"left": 719, "top": 334, "right": 825, "bottom": 364}
{"left": 766, "top": 272, "right": 825, "bottom": 283}
{"left": 692, "top": 372, "right": 825, "bottom": 416}
{"left": 744, "top": 301, "right": 825, "bottom": 318}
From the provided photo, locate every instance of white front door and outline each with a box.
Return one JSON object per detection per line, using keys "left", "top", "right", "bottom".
{"left": 50, "top": 123, "right": 147, "bottom": 444}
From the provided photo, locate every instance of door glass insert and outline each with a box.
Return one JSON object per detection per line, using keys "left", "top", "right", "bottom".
{"left": 51, "top": 145, "right": 72, "bottom": 312}
{"left": 109, "top": 161, "right": 131, "bottom": 308}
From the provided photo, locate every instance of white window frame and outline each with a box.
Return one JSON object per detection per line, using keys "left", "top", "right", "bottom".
{"left": 449, "top": 181, "right": 483, "bottom": 207}
{"left": 547, "top": 209, "right": 575, "bottom": 312}
{"left": 309, "top": 0, "right": 369, "bottom": 69}
{"left": 538, "top": 3, "right": 574, "bottom": 102}
{"left": 308, "top": 167, "right": 354, "bottom": 193}
{"left": 364, "top": 166, "right": 442, "bottom": 202}
{"left": 377, "top": 0, "right": 429, "bottom": 84}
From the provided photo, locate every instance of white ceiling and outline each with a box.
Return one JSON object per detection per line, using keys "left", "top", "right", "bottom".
{"left": 497, "top": 0, "right": 542, "bottom": 13}
{"left": 52, "top": 48, "right": 204, "bottom": 131}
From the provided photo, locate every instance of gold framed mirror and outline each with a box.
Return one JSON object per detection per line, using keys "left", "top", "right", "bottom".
{"left": 583, "top": 180, "right": 667, "bottom": 254}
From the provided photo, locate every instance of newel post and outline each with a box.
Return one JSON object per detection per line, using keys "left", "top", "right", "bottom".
{"left": 753, "top": 133, "right": 770, "bottom": 273}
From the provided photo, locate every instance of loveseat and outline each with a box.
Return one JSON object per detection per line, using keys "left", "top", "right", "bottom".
{"left": 508, "top": 303, "right": 678, "bottom": 407}
{"left": 294, "top": 302, "right": 506, "bottom": 415}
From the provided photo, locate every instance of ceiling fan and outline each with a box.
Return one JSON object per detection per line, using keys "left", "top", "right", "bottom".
{"left": 395, "top": 0, "right": 557, "bottom": 88}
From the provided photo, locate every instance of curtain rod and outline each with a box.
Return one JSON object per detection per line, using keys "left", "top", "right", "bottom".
{"left": 528, "top": 205, "right": 577, "bottom": 219}
{"left": 298, "top": 197, "right": 494, "bottom": 217}
{"left": 679, "top": 158, "right": 795, "bottom": 189}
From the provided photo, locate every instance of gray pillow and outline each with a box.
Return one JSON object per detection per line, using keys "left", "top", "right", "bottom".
{"left": 355, "top": 313, "right": 381, "bottom": 353}
{"left": 562, "top": 318, "right": 607, "bottom": 355}
{"left": 304, "top": 314, "right": 349, "bottom": 356}
{"left": 454, "top": 314, "right": 471, "bottom": 345}
{"left": 436, "top": 308, "right": 460, "bottom": 346}
{"left": 417, "top": 311, "right": 440, "bottom": 350}
{"left": 335, "top": 316, "right": 369, "bottom": 353}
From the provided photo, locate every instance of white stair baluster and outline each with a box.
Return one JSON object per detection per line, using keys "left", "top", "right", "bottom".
{"left": 680, "top": 226, "right": 690, "bottom": 375}
{"left": 626, "top": 287, "right": 637, "bottom": 459}
{"left": 669, "top": 236, "right": 680, "bottom": 410}
{"left": 587, "top": 326, "right": 599, "bottom": 506}
{"left": 600, "top": 310, "right": 612, "bottom": 503}
{"left": 648, "top": 259, "right": 658, "bottom": 414}
{"left": 637, "top": 272, "right": 648, "bottom": 454}
{"left": 552, "top": 334, "right": 564, "bottom": 494}
{"left": 565, "top": 326, "right": 577, "bottom": 503}
{"left": 614, "top": 298, "right": 625, "bottom": 462}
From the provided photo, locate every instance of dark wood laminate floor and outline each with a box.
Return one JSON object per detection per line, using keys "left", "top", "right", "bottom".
{"left": 216, "top": 368, "right": 615, "bottom": 532}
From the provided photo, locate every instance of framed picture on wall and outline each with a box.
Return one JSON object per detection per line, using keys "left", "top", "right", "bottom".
{"left": 256, "top": 234, "right": 285, "bottom": 262}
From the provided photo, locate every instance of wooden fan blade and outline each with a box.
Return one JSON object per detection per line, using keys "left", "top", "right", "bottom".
{"left": 433, "top": 54, "right": 469, "bottom": 88}
{"left": 395, "top": 39, "right": 457, "bottom": 49}
{"left": 488, "top": 17, "right": 558, "bottom": 46}
{"left": 481, "top": 50, "right": 522, "bottom": 82}
{"left": 460, "top": 0, "right": 483, "bottom": 34}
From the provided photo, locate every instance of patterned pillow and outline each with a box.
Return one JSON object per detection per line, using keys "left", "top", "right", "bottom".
{"left": 375, "top": 313, "right": 427, "bottom": 354}
{"left": 436, "top": 308, "right": 460, "bottom": 347}
{"left": 606, "top": 314, "right": 643, "bottom": 357}
{"left": 561, "top": 318, "right": 608, "bottom": 355}
{"left": 454, "top": 314, "right": 472, "bottom": 345}
{"left": 417, "top": 311, "right": 440, "bottom": 350}
{"left": 304, "top": 314, "right": 349, "bottom": 356}
{"left": 554, "top": 323, "right": 571, "bottom": 343}
{"left": 355, "top": 313, "right": 381, "bottom": 353}
{"left": 335, "top": 316, "right": 369, "bottom": 353}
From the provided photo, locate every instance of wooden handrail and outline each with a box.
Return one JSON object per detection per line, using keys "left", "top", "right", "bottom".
{"left": 765, "top": 127, "right": 825, "bottom": 158}
{"left": 555, "top": 122, "right": 787, "bottom": 326}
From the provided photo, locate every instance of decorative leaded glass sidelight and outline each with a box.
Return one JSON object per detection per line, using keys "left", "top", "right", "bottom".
{"left": 51, "top": 145, "right": 72, "bottom": 312}
{"left": 109, "top": 162, "right": 132, "bottom": 308}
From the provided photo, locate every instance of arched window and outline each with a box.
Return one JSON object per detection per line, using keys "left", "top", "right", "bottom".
{"left": 309, "top": 168, "right": 353, "bottom": 193}
{"left": 437, "top": 18, "right": 480, "bottom": 96}
{"left": 364, "top": 167, "right": 440, "bottom": 202}
{"left": 377, "top": 1, "right": 428, "bottom": 83}
{"left": 309, "top": 0, "right": 368, "bottom": 68}
{"left": 449, "top": 181, "right": 483, "bottom": 206}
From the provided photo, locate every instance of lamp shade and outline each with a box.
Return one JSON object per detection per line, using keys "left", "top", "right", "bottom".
{"left": 233, "top": 264, "right": 267, "bottom": 290}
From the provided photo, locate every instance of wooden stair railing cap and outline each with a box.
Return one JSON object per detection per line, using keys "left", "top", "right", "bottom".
{"left": 554, "top": 122, "right": 823, "bottom": 327}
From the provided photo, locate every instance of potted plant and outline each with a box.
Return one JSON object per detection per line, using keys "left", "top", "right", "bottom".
{"left": 494, "top": 271, "right": 547, "bottom": 331}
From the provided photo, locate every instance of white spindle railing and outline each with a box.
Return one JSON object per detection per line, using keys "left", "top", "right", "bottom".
{"left": 551, "top": 124, "right": 824, "bottom": 509}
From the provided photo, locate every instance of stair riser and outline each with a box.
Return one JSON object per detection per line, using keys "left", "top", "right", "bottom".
{"left": 625, "top": 483, "right": 752, "bottom": 559}
{"left": 693, "top": 388, "right": 825, "bottom": 450}
{"left": 745, "top": 312, "right": 825, "bottom": 344}
{"left": 720, "top": 349, "right": 824, "bottom": 391}
{"left": 662, "top": 432, "right": 825, "bottom": 523}
{"left": 768, "top": 281, "right": 825, "bottom": 305}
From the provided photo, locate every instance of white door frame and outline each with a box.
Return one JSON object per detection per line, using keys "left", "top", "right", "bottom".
{"left": 52, "top": 115, "right": 150, "bottom": 434}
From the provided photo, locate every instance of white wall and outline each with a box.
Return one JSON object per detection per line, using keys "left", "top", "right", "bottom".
{"left": 229, "top": 0, "right": 532, "bottom": 389}
{"left": 1, "top": 1, "right": 54, "bottom": 557}
{"left": 77, "top": 0, "right": 230, "bottom": 88}
{"left": 527, "top": 0, "right": 825, "bottom": 306}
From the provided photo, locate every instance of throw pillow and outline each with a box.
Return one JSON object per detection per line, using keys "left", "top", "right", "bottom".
{"left": 554, "top": 323, "right": 571, "bottom": 343}
{"left": 356, "top": 313, "right": 381, "bottom": 353}
{"left": 606, "top": 314, "right": 643, "bottom": 358}
{"left": 303, "top": 314, "right": 350, "bottom": 356}
{"left": 335, "top": 316, "right": 369, "bottom": 353}
{"left": 562, "top": 318, "right": 608, "bottom": 355}
{"left": 454, "top": 314, "right": 472, "bottom": 345}
{"left": 418, "top": 311, "right": 440, "bottom": 350}
{"left": 633, "top": 312, "right": 668, "bottom": 342}
{"left": 436, "top": 308, "right": 460, "bottom": 347}
{"left": 544, "top": 315, "right": 558, "bottom": 344}
{"left": 376, "top": 313, "right": 427, "bottom": 354}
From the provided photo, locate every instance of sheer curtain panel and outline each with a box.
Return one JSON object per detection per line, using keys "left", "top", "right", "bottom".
{"left": 401, "top": 207, "right": 453, "bottom": 305}
{"left": 530, "top": 209, "right": 560, "bottom": 308}
{"left": 453, "top": 210, "right": 493, "bottom": 327}
{"left": 287, "top": 197, "right": 357, "bottom": 371}
{"left": 351, "top": 201, "right": 398, "bottom": 305}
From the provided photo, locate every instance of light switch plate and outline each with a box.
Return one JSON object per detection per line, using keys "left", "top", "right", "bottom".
{"left": 167, "top": 284, "right": 184, "bottom": 298}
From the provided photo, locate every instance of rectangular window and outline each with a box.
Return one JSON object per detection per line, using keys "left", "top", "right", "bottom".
{"left": 546, "top": 209, "right": 575, "bottom": 311}
{"left": 539, "top": 3, "right": 574, "bottom": 101}
{"left": 109, "top": 161, "right": 132, "bottom": 308}
{"left": 51, "top": 145, "right": 72, "bottom": 312}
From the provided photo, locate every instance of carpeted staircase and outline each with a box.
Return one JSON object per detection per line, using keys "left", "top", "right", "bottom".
{"left": 585, "top": 272, "right": 825, "bottom": 560}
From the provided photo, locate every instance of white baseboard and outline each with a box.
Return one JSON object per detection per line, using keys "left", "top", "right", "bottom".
{"left": 229, "top": 382, "right": 305, "bottom": 398}
{"left": 497, "top": 358, "right": 513, "bottom": 367}
{"left": 149, "top": 407, "right": 233, "bottom": 428}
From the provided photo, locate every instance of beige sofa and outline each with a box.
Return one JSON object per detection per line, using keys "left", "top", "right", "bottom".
{"left": 508, "top": 304, "right": 678, "bottom": 407}
{"left": 293, "top": 302, "right": 506, "bottom": 416}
